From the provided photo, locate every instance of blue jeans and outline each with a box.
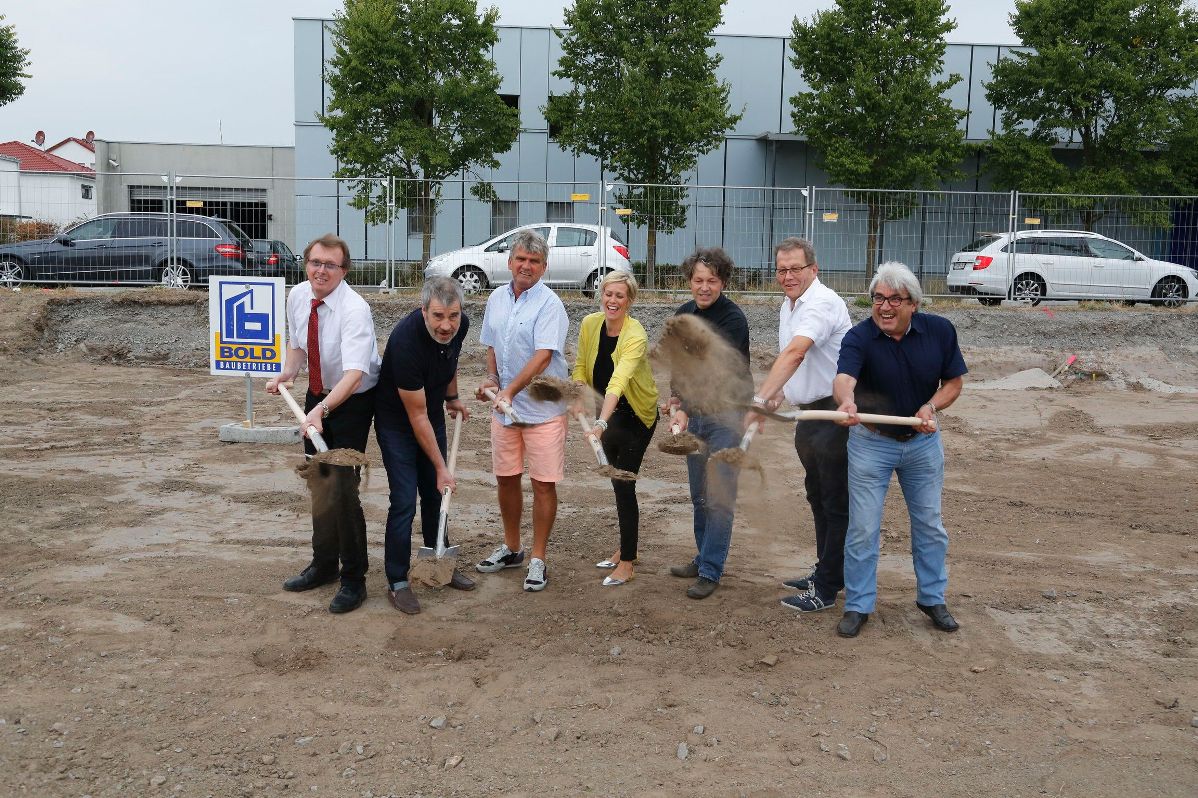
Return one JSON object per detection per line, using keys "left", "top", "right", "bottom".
{"left": 684, "top": 411, "right": 743, "bottom": 582}
{"left": 375, "top": 421, "right": 447, "bottom": 589}
{"left": 843, "top": 425, "right": 949, "bottom": 613}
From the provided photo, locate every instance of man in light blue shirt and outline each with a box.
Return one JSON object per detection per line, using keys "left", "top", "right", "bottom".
{"left": 474, "top": 230, "right": 569, "bottom": 592}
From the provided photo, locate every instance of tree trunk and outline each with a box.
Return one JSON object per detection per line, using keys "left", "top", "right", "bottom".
{"left": 420, "top": 180, "right": 433, "bottom": 266}
{"left": 866, "top": 201, "right": 881, "bottom": 279}
{"left": 646, "top": 218, "right": 658, "bottom": 290}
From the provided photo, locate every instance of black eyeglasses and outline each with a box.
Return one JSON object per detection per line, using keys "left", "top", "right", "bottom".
{"left": 775, "top": 264, "right": 814, "bottom": 277}
{"left": 870, "top": 293, "right": 911, "bottom": 307}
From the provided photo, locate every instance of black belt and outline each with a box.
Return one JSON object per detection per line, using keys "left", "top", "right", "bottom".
{"left": 863, "top": 423, "right": 916, "bottom": 442}
{"left": 799, "top": 396, "right": 837, "bottom": 411}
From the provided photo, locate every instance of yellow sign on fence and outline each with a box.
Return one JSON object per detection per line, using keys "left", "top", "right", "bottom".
{"left": 615, "top": 208, "right": 633, "bottom": 216}
{"left": 822, "top": 212, "right": 839, "bottom": 223}
{"left": 570, "top": 193, "right": 590, "bottom": 202}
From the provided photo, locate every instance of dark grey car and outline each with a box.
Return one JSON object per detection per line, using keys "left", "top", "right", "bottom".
{"left": 0, "top": 212, "right": 257, "bottom": 289}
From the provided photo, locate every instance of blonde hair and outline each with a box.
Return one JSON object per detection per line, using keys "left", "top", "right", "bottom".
{"left": 598, "top": 270, "right": 638, "bottom": 304}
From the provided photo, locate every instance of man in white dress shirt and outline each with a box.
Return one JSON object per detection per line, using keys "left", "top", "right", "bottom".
{"left": 747, "top": 237, "right": 852, "bottom": 613}
{"left": 266, "top": 233, "right": 382, "bottom": 614}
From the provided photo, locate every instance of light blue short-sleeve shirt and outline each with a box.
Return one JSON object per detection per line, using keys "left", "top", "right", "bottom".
{"left": 480, "top": 280, "right": 569, "bottom": 425}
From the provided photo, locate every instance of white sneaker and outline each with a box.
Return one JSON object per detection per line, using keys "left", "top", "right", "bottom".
{"left": 476, "top": 544, "right": 525, "bottom": 573}
{"left": 523, "top": 558, "right": 547, "bottom": 592}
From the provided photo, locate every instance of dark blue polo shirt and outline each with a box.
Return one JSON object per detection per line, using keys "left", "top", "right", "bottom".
{"left": 376, "top": 308, "right": 469, "bottom": 432}
{"left": 837, "top": 312, "right": 967, "bottom": 434}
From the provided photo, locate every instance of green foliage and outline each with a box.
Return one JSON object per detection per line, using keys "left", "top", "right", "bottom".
{"left": 322, "top": 0, "right": 520, "bottom": 264}
{"left": 546, "top": 0, "right": 743, "bottom": 285}
{"left": 0, "top": 15, "right": 31, "bottom": 107}
{"left": 984, "top": 0, "right": 1198, "bottom": 199}
{"left": 790, "top": 0, "right": 966, "bottom": 276}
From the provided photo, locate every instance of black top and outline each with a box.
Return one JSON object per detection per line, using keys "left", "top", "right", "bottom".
{"left": 674, "top": 293, "right": 753, "bottom": 409}
{"left": 837, "top": 312, "right": 967, "bottom": 435}
{"left": 593, "top": 326, "right": 618, "bottom": 394}
{"left": 375, "top": 308, "right": 470, "bottom": 432}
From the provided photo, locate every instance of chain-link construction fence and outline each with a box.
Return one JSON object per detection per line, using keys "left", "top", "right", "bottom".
{"left": 2, "top": 170, "right": 1195, "bottom": 304}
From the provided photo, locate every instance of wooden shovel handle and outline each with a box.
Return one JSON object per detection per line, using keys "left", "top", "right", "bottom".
{"left": 576, "top": 413, "right": 609, "bottom": 466}
{"left": 483, "top": 387, "right": 524, "bottom": 425}
{"left": 277, "top": 383, "right": 329, "bottom": 453}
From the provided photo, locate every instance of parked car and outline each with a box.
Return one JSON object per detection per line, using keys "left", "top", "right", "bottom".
{"left": 423, "top": 223, "right": 632, "bottom": 295}
{"left": 946, "top": 229, "right": 1198, "bottom": 308}
{"left": 0, "top": 212, "right": 257, "bottom": 289}
{"left": 250, "top": 239, "right": 302, "bottom": 281}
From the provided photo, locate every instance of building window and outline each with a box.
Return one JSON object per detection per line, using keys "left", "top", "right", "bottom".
{"left": 81, "top": 184, "right": 94, "bottom": 200}
{"left": 546, "top": 201, "right": 573, "bottom": 223}
{"left": 491, "top": 200, "right": 518, "bottom": 237}
{"left": 499, "top": 93, "right": 519, "bottom": 111}
{"left": 407, "top": 204, "right": 435, "bottom": 238}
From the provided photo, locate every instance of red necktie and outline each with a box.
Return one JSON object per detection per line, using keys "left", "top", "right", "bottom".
{"left": 308, "top": 298, "right": 324, "bottom": 395}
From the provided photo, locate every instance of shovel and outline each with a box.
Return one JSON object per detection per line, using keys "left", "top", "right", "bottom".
{"left": 575, "top": 413, "right": 637, "bottom": 481}
{"left": 707, "top": 420, "right": 766, "bottom": 483}
{"left": 483, "top": 387, "right": 533, "bottom": 427}
{"left": 658, "top": 406, "right": 704, "bottom": 455}
{"left": 738, "top": 403, "right": 934, "bottom": 430}
{"left": 411, "top": 411, "right": 464, "bottom": 587}
{"left": 277, "top": 383, "right": 328, "bottom": 453}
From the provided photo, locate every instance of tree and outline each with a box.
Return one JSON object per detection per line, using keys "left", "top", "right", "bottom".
{"left": 984, "top": 0, "right": 1198, "bottom": 223}
{"left": 790, "top": 0, "right": 966, "bottom": 277}
{"left": 546, "top": 0, "right": 742, "bottom": 287}
{"left": 322, "top": 0, "right": 520, "bottom": 266}
{"left": 0, "top": 15, "right": 31, "bottom": 107}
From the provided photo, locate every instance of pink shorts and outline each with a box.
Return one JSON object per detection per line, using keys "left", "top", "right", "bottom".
{"left": 490, "top": 414, "right": 568, "bottom": 483}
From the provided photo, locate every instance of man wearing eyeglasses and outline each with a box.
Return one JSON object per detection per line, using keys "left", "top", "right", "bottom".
{"left": 266, "top": 233, "right": 382, "bottom": 614}
{"left": 831, "top": 262, "right": 967, "bottom": 639}
{"left": 746, "top": 237, "right": 852, "bottom": 615}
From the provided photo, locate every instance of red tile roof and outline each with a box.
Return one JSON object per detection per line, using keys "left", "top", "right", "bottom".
{"left": 48, "top": 136, "right": 96, "bottom": 154}
{"left": 0, "top": 141, "right": 95, "bottom": 174}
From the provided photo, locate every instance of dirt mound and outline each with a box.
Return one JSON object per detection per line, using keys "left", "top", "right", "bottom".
{"left": 1048, "top": 406, "right": 1104, "bottom": 434}
{"left": 251, "top": 644, "right": 327, "bottom": 674}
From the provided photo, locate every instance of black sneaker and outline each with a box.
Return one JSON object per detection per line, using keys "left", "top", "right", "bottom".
{"left": 686, "top": 577, "right": 718, "bottom": 599}
{"left": 781, "top": 566, "right": 817, "bottom": 591}
{"left": 781, "top": 587, "right": 836, "bottom": 613}
{"left": 476, "top": 544, "right": 526, "bottom": 573}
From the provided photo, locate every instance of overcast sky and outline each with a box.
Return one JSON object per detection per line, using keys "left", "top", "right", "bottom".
{"left": 2, "top": 1, "right": 1018, "bottom": 149}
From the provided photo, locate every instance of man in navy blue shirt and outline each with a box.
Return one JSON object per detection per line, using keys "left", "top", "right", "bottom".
{"left": 375, "top": 277, "right": 474, "bottom": 614}
{"left": 832, "top": 262, "right": 967, "bottom": 638}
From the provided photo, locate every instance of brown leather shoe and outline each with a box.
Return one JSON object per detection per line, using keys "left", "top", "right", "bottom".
{"left": 388, "top": 586, "right": 421, "bottom": 614}
{"left": 449, "top": 571, "right": 476, "bottom": 591}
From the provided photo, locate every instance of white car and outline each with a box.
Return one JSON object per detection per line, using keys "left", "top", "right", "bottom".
{"left": 423, "top": 223, "right": 632, "bottom": 295}
{"left": 946, "top": 230, "right": 1197, "bottom": 308}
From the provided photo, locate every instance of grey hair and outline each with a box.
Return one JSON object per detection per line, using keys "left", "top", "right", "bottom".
{"left": 421, "top": 275, "right": 464, "bottom": 310}
{"left": 869, "top": 261, "right": 923, "bottom": 306}
{"left": 598, "top": 270, "right": 638, "bottom": 304}
{"left": 774, "top": 236, "right": 816, "bottom": 266}
{"left": 508, "top": 229, "right": 549, "bottom": 263}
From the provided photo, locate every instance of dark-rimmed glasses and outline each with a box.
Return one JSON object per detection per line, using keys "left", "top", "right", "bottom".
{"left": 870, "top": 293, "right": 910, "bottom": 307}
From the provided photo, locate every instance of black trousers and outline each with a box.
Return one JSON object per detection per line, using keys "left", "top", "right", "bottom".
{"left": 601, "top": 404, "right": 658, "bottom": 562}
{"left": 303, "top": 388, "right": 375, "bottom": 585}
{"left": 793, "top": 396, "right": 849, "bottom": 598}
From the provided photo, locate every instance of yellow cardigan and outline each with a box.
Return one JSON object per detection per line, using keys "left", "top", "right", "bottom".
{"left": 571, "top": 312, "right": 659, "bottom": 428}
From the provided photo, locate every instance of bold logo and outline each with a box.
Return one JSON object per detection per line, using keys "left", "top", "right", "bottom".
{"left": 210, "top": 279, "right": 284, "bottom": 374}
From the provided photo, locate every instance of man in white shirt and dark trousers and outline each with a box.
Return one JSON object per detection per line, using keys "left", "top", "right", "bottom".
{"left": 267, "top": 233, "right": 382, "bottom": 614}
{"left": 746, "top": 237, "right": 852, "bottom": 613}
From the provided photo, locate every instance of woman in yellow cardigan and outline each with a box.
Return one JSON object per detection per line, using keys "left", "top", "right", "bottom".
{"left": 571, "top": 271, "right": 660, "bottom": 586}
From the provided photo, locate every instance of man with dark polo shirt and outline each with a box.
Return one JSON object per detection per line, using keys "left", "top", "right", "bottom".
{"left": 832, "top": 262, "right": 967, "bottom": 638}
{"left": 663, "top": 246, "right": 753, "bottom": 600}
{"left": 375, "top": 277, "right": 474, "bottom": 614}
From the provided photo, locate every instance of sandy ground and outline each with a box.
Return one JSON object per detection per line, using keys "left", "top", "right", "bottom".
{"left": 1, "top": 291, "right": 1197, "bottom": 797}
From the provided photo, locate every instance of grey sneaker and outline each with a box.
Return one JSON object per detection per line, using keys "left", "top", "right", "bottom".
{"left": 523, "top": 558, "right": 547, "bottom": 592}
{"left": 476, "top": 544, "right": 525, "bottom": 573}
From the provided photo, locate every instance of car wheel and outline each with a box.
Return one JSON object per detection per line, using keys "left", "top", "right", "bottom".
{"left": 977, "top": 296, "right": 1002, "bottom": 307}
{"left": 1010, "top": 273, "right": 1045, "bottom": 306}
{"left": 1150, "top": 276, "right": 1187, "bottom": 309}
{"left": 454, "top": 265, "right": 487, "bottom": 295}
{"left": 158, "top": 261, "right": 193, "bottom": 289}
{"left": 0, "top": 259, "right": 25, "bottom": 289}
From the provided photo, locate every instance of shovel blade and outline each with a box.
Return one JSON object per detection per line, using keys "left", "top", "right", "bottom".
{"left": 416, "top": 546, "right": 437, "bottom": 559}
